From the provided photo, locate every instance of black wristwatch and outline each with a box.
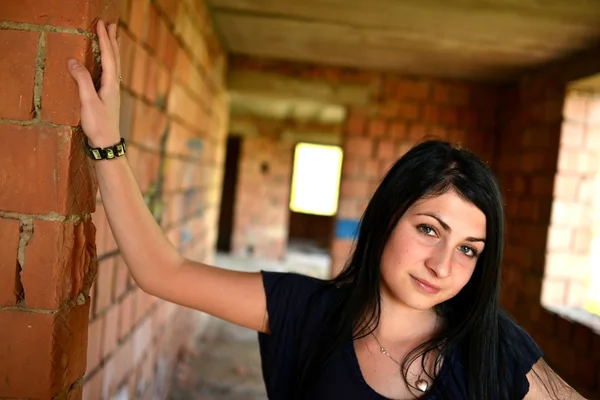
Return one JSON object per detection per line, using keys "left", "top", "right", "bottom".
{"left": 85, "top": 138, "right": 127, "bottom": 160}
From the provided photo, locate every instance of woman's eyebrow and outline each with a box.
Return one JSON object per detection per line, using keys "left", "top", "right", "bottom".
{"left": 416, "top": 212, "right": 486, "bottom": 243}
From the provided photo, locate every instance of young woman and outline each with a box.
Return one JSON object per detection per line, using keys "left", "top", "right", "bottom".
{"left": 68, "top": 20, "right": 588, "bottom": 400}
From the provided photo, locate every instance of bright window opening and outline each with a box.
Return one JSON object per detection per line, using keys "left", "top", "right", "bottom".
{"left": 289, "top": 143, "right": 343, "bottom": 216}
{"left": 542, "top": 79, "right": 600, "bottom": 325}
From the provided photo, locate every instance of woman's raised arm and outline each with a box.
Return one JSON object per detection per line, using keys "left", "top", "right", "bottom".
{"left": 68, "top": 20, "right": 269, "bottom": 333}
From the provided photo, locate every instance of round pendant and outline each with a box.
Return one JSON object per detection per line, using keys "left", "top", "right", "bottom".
{"left": 415, "top": 379, "right": 429, "bottom": 392}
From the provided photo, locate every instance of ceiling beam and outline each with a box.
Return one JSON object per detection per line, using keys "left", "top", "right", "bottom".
{"left": 227, "top": 69, "right": 375, "bottom": 106}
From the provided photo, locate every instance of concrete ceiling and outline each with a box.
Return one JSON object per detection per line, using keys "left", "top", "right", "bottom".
{"left": 207, "top": 0, "right": 600, "bottom": 82}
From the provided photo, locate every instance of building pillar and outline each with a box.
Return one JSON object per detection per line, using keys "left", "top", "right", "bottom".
{"left": 0, "top": 1, "right": 117, "bottom": 398}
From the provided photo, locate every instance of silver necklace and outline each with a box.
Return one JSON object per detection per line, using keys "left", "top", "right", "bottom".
{"left": 372, "top": 333, "right": 430, "bottom": 393}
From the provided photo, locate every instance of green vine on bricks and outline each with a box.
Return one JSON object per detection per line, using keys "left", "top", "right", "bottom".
{"left": 143, "top": 123, "right": 170, "bottom": 225}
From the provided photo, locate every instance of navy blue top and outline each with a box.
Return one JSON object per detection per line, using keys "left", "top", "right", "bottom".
{"left": 258, "top": 271, "right": 543, "bottom": 400}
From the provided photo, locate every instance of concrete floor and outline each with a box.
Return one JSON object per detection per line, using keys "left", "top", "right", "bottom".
{"left": 167, "top": 248, "right": 330, "bottom": 400}
{"left": 167, "top": 317, "right": 267, "bottom": 400}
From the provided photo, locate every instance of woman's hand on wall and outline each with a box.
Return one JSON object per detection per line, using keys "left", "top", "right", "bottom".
{"left": 68, "top": 19, "right": 121, "bottom": 148}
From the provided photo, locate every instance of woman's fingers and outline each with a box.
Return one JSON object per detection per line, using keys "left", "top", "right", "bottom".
{"left": 68, "top": 59, "right": 99, "bottom": 105}
{"left": 97, "top": 20, "right": 117, "bottom": 88}
{"left": 108, "top": 24, "right": 121, "bottom": 79}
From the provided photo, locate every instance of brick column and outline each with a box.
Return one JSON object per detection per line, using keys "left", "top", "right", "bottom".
{"left": 0, "top": 2, "right": 117, "bottom": 399}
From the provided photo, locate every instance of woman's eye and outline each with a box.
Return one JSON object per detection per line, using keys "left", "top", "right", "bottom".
{"left": 460, "top": 245, "right": 477, "bottom": 258}
{"left": 418, "top": 224, "right": 436, "bottom": 237}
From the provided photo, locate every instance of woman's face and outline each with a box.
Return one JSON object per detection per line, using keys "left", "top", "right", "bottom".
{"left": 380, "top": 189, "right": 486, "bottom": 311}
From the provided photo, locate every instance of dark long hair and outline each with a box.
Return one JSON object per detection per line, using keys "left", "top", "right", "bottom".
{"left": 294, "top": 140, "right": 547, "bottom": 399}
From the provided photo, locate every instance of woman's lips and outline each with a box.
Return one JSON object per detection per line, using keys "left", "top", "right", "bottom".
{"left": 410, "top": 275, "right": 441, "bottom": 294}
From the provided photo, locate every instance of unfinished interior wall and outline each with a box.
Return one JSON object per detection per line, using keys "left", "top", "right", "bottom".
{"left": 227, "top": 114, "right": 344, "bottom": 259}
{"left": 83, "top": 0, "right": 228, "bottom": 398}
{"left": 497, "top": 51, "right": 600, "bottom": 398}
{"left": 0, "top": 1, "right": 117, "bottom": 398}
{"left": 229, "top": 57, "right": 501, "bottom": 272}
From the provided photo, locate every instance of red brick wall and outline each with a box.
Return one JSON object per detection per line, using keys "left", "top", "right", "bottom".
{"left": 497, "top": 68, "right": 600, "bottom": 398}
{"left": 84, "top": 0, "right": 227, "bottom": 399}
{"left": 231, "top": 129, "right": 294, "bottom": 259}
{"left": 0, "top": 1, "right": 117, "bottom": 398}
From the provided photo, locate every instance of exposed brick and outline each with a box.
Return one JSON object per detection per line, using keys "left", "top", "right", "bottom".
{"left": 589, "top": 97, "right": 600, "bottom": 124}
{"left": 0, "top": 124, "right": 96, "bottom": 215}
{"left": 396, "top": 78, "right": 430, "bottom": 100}
{"left": 114, "top": 257, "right": 130, "bottom": 300}
{"left": 146, "top": 4, "right": 161, "bottom": 52}
{"left": 0, "top": 0, "right": 115, "bottom": 29}
{"left": 440, "top": 107, "right": 459, "bottom": 126}
{"left": 341, "top": 158, "right": 361, "bottom": 178}
{"left": 560, "top": 121, "right": 586, "bottom": 148}
{"left": 367, "top": 119, "right": 386, "bottom": 137}
{"left": 86, "top": 316, "right": 104, "bottom": 372}
{"left": 0, "top": 304, "right": 89, "bottom": 398}
{"left": 118, "top": 291, "right": 135, "bottom": 340}
{"left": 388, "top": 122, "right": 407, "bottom": 139}
{"left": 174, "top": 49, "right": 191, "bottom": 85}
{"left": 340, "top": 178, "right": 371, "bottom": 199}
{"left": 86, "top": 0, "right": 119, "bottom": 25}
{"left": 128, "top": 0, "right": 149, "bottom": 41}
{"left": 42, "top": 32, "right": 94, "bottom": 126}
{"left": 119, "top": 89, "right": 136, "bottom": 139}
{"left": 119, "top": 29, "right": 137, "bottom": 88}
{"left": 145, "top": 59, "right": 159, "bottom": 103}
{"left": 156, "top": 0, "right": 180, "bottom": 25}
{"left": 103, "top": 304, "right": 120, "bottom": 360}
{"left": 91, "top": 203, "right": 117, "bottom": 257}
{"left": 163, "top": 30, "right": 178, "bottom": 70}
{"left": 530, "top": 175, "right": 555, "bottom": 196}
{"left": 553, "top": 174, "right": 580, "bottom": 201}
{"left": 433, "top": 82, "right": 470, "bottom": 106}
{"left": 156, "top": 64, "right": 172, "bottom": 104}
{"left": 344, "top": 137, "right": 373, "bottom": 159}
{"left": 21, "top": 219, "right": 95, "bottom": 309}
{"left": 94, "top": 258, "right": 116, "bottom": 314}
{"left": 546, "top": 226, "right": 573, "bottom": 252}
{"left": 119, "top": 0, "right": 131, "bottom": 24}
{"left": 563, "top": 91, "right": 589, "bottom": 122}
{"left": 131, "top": 43, "right": 150, "bottom": 97}
{"left": 0, "top": 30, "right": 38, "bottom": 120}
{"left": 0, "top": 219, "right": 21, "bottom": 306}
{"left": 396, "top": 102, "right": 421, "bottom": 121}
{"left": 408, "top": 123, "right": 427, "bottom": 141}
{"left": 156, "top": 18, "right": 171, "bottom": 66}
{"left": 572, "top": 227, "right": 592, "bottom": 254}
{"left": 376, "top": 139, "right": 396, "bottom": 160}
{"left": 131, "top": 102, "right": 167, "bottom": 151}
